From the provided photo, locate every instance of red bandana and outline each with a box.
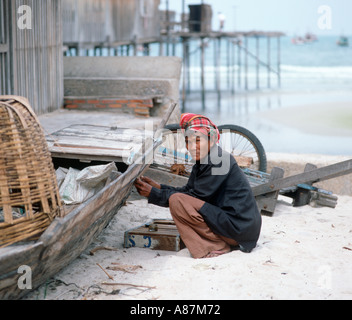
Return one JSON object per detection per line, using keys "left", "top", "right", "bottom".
{"left": 180, "top": 113, "right": 220, "bottom": 143}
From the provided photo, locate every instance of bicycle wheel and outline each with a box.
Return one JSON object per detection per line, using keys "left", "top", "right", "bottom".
{"left": 158, "top": 123, "right": 267, "bottom": 173}
{"left": 217, "top": 124, "right": 267, "bottom": 172}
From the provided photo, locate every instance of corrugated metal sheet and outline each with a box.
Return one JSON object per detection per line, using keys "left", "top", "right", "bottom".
{"left": 0, "top": 0, "right": 12, "bottom": 94}
{"left": 0, "top": 0, "right": 63, "bottom": 115}
{"left": 62, "top": 0, "right": 161, "bottom": 46}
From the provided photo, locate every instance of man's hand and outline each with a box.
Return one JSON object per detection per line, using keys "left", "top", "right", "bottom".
{"left": 134, "top": 178, "right": 153, "bottom": 198}
{"left": 140, "top": 176, "right": 161, "bottom": 189}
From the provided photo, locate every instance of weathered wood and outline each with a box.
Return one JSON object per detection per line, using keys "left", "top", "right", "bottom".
{"left": 293, "top": 163, "right": 318, "bottom": 207}
{"left": 252, "top": 159, "right": 352, "bottom": 197}
{"left": 255, "top": 167, "right": 285, "bottom": 216}
{"left": 46, "top": 124, "right": 155, "bottom": 163}
{"left": 124, "top": 219, "right": 185, "bottom": 252}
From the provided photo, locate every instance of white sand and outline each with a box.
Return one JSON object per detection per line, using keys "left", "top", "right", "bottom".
{"left": 25, "top": 194, "right": 352, "bottom": 300}
{"left": 257, "top": 101, "right": 352, "bottom": 137}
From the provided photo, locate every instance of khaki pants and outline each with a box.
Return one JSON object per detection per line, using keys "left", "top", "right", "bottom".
{"left": 169, "top": 193, "right": 238, "bottom": 258}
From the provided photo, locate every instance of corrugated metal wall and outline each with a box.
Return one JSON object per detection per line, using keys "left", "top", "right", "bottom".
{"left": 0, "top": 0, "right": 63, "bottom": 115}
{"left": 0, "top": 0, "right": 12, "bottom": 94}
{"left": 62, "top": 0, "right": 161, "bottom": 46}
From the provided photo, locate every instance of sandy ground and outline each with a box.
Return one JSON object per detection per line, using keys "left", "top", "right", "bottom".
{"left": 257, "top": 101, "right": 352, "bottom": 137}
{"left": 24, "top": 188, "right": 352, "bottom": 300}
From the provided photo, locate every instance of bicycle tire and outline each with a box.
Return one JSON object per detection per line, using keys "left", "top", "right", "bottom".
{"left": 162, "top": 123, "right": 267, "bottom": 172}
{"left": 218, "top": 124, "right": 267, "bottom": 172}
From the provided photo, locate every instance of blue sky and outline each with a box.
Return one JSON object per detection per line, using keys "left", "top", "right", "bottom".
{"left": 164, "top": 0, "right": 352, "bottom": 36}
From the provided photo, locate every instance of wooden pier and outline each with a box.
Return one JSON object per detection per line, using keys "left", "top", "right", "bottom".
{"left": 174, "top": 30, "right": 285, "bottom": 110}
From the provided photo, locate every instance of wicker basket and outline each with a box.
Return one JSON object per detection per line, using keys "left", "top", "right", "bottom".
{"left": 0, "top": 96, "right": 63, "bottom": 248}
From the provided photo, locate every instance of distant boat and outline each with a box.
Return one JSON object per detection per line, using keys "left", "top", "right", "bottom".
{"left": 291, "top": 36, "right": 305, "bottom": 45}
{"left": 304, "top": 32, "right": 318, "bottom": 43}
{"left": 291, "top": 33, "right": 318, "bottom": 45}
{"left": 337, "top": 36, "right": 349, "bottom": 47}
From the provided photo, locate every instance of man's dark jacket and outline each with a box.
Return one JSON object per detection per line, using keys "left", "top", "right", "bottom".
{"left": 148, "top": 145, "right": 262, "bottom": 252}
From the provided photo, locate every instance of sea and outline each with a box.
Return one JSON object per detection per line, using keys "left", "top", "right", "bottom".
{"left": 81, "top": 35, "right": 352, "bottom": 155}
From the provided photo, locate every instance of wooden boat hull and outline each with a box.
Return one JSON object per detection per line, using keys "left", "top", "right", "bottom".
{"left": 0, "top": 149, "right": 142, "bottom": 299}
{"left": 0, "top": 103, "right": 176, "bottom": 300}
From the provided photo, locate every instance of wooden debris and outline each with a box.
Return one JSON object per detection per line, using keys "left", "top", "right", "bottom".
{"left": 102, "top": 282, "right": 156, "bottom": 289}
{"left": 89, "top": 246, "right": 119, "bottom": 256}
{"left": 107, "top": 263, "right": 143, "bottom": 274}
{"left": 96, "top": 263, "right": 114, "bottom": 280}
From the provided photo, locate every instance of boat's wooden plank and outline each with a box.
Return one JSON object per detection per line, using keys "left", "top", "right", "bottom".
{"left": 0, "top": 242, "right": 43, "bottom": 299}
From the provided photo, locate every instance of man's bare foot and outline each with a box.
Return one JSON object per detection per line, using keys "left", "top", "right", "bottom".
{"left": 202, "top": 250, "right": 229, "bottom": 258}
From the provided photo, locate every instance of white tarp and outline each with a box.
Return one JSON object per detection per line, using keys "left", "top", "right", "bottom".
{"left": 57, "top": 162, "right": 119, "bottom": 205}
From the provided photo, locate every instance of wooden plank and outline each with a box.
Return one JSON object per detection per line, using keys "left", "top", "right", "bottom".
{"left": 48, "top": 145, "right": 131, "bottom": 157}
{"left": 0, "top": 157, "right": 12, "bottom": 224}
{"left": 49, "top": 125, "right": 153, "bottom": 141}
{"left": 252, "top": 159, "right": 352, "bottom": 197}
{"left": 47, "top": 125, "right": 152, "bottom": 143}
{"left": 51, "top": 138, "right": 138, "bottom": 150}
{"left": 46, "top": 124, "right": 155, "bottom": 162}
{"left": 49, "top": 151, "right": 128, "bottom": 163}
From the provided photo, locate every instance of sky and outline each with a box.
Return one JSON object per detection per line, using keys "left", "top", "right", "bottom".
{"left": 163, "top": 0, "right": 352, "bottom": 36}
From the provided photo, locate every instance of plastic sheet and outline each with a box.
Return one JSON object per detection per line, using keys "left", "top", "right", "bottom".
{"left": 57, "top": 162, "right": 119, "bottom": 205}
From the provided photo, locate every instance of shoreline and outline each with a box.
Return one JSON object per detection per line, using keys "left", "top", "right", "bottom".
{"left": 256, "top": 101, "right": 352, "bottom": 137}
{"left": 182, "top": 90, "right": 352, "bottom": 156}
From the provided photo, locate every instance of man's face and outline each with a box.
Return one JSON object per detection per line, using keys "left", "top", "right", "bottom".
{"left": 185, "top": 131, "right": 214, "bottom": 161}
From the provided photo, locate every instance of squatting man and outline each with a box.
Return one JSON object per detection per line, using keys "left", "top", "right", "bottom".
{"left": 135, "top": 113, "right": 261, "bottom": 258}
